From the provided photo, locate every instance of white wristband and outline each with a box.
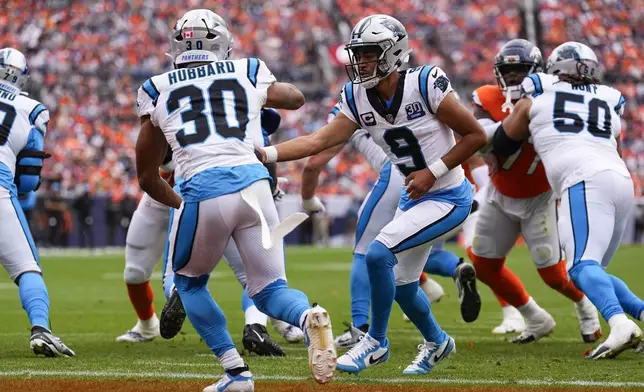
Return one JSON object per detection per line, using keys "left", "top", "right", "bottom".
{"left": 428, "top": 159, "right": 449, "bottom": 179}
{"left": 263, "top": 146, "right": 278, "bottom": 163}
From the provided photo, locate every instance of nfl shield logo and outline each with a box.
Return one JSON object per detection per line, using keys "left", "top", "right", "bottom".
{"left": 183, "top": 31, "right": 194, "bottom": 39}
{"left": 386, "top": 113, "right": 394, "bottom": 123}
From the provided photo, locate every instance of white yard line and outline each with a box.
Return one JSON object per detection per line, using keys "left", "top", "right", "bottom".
{"left": 0, "top": 370, "right": 641, "bottom": 388}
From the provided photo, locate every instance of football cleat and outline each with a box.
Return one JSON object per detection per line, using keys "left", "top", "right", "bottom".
{"left": 403, "top": 336, "right": 456, "bottom": 375}
{"left": 337, "top": 333, "right": 389, "bottom": 375}
{"left": 271, "top": 318, "right": 305, "bottom": 343}
{"left": 453, "top": 261, "right": 482, "bottom": 323}
{"left": 116, "top": 318, "right": 160, "bottom": 343}
{"left": 510, "top": 310, "right": 555, "bottom": 344}
{"left": 334, "top": 322, "right": 367, "bottom": 349}
{"left": 635, "top": 340, "right": 644, "bottom": 354}
{"left": 30, "top": 327, "right": 75, "bottom": 358}
{"left": 586, "top": 319, "right": 642, "bottom": 360}
{"left": 492, "top": 306, "right": 526, "bottom": 334}
{"left": 203, "top": 366, "right": 254, "bottom": 392}
{"left": 159, "top": 287, "right": 186, "bottom": 339}
{"left": 303, "top": 304, "right": 336, "bottom": 384}
{"left": 242, "top": 324, "right": 285, "bottom": 357}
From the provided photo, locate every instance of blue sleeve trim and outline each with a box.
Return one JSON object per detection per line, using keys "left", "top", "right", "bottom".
{"left": 28, "top": 104, "right": 46, "bottom": 126}
{"left": 142, "top": 78, "right": 160, "bottom": 106}
{"left": 528, "top": 74, "right": 543, "bottom": 97}
{"left": 615, "top": 95, "right": 626, "bottom": 113}
{"left": 344, "top": 82, "right": 360, "bottom": 126}
{"left": 418, "top": 65, "right": 435, "bottom": 114}
{"left": 329, "top": 106, "right": 340, "bottom": 117}
{"left": 247, "top": 58, "right": 260, "bottom": 88}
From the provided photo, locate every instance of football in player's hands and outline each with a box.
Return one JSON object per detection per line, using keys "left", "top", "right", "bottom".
{"left": 405, "top": 168, "right": 436, "bottom": 200}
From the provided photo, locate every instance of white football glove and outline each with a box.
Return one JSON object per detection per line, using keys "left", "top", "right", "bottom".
{"left": 301, "top": 196, "right": 325, "bottom": 214}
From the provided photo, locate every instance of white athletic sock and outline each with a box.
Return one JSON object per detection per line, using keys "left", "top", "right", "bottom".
{"left": 219, "top": 348, "right": 245, "bottom": 371}
{"left": 299, "top": 308, "right": 311, "bottom": 331}
{"left": 517, "top": 297, "right": 543, "bottom": 321}
{"left": 244, "top": 305, "right": 269, "bottom": 326}
{"left": 608, "top": 313, "right": 629, "bottom": 329}
{"left": 139, "top": 314, "right": 159, "bottom": 330}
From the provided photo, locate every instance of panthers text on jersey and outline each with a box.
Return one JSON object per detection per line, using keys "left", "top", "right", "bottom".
{"left": 338, "top": 66, "right": 465, "bottom": 196}
{"left": 137, "top": 58, "right": 274, "bottom": 202}
{"left": 521, "top": 73, "right": 629, "bottom": 196}
{"left": 473, "top": 85, "right": 550, "bottom": 198}
{"left": 0, "top": 90, "right": 49, "bottom": 197}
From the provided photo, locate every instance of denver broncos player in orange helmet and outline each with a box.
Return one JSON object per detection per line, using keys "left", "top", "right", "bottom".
{"left": 466, "top": 39, "right": 601, "bottom": 343}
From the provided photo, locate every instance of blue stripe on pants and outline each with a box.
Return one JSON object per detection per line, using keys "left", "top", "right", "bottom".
{"left": 355, "top": 162, "right": 392, "bottom": 245}
{"left": 390, "top": 204, "right": 470, "bottom": 253}
{"left": 568, "top": 182, "right": 589, "bottom": 263}
{"left": 10, "top": 196, "right": 38, "bottom": 264}
{"left": 172, "top": 202, "right": 199, "bottom": 272}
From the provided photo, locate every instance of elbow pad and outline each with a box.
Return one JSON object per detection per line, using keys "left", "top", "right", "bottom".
{"left": 492, "top": 124, "right": 523, "bottom": 157}
{"left": 14, "top": 149, "right": 51, "bottom": 193}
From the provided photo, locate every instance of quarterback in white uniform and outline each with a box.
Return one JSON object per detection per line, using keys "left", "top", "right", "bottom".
{"left": 0, "top": 48, "right": 74, "bottom": 357}
{"left": 256, "top": 15, "right": 486, "bottom": 375}
{"left": 134, "top": 10, "right": 336, "bottom": 391}
{"left": 495, "top": 42, "right": 644, "bottom": 359}
{"left": 303, "top": 103, "right": 481, "bottom": 350}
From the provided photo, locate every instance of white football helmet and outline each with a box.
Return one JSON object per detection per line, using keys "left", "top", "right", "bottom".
{"left": 0, "top": 48, "right": 29, "bottom": 94}
{"left": 546, "top": 42, "right": 599, "bottom": 80}
{"left": 345, "top": 14, "right": 412, "bottom": 89}
{"left": 169, "top": 9, "right": 233, "bottom": 68}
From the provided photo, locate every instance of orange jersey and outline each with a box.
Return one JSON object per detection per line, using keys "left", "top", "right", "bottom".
{"left": 473, "top": 85, "right": 550, "bottom": 199}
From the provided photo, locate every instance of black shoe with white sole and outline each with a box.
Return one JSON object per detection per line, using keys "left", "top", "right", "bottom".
{"left": 159, "top": 288, "right": 186, "bottom": 339}
{"left": 242, "top": 324, "right": 285, "bottom": 357}
{"left": 30, "top": 326, "right": 75, "bottom": 357}
{"left": 454, "top": 261, "right": 481, "bottom": 323}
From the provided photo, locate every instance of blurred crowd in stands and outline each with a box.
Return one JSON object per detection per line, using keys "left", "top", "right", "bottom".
{"left": 1, "top": 0, "right": 643, "bottom": 246}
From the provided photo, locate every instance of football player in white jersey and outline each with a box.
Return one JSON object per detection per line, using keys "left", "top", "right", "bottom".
{"left": 303, "top": 103, "right": 481, "bottom": 350}
{"left": 256, "top": 15, "right": 486, "bottom": 375}
{"left": 117, "top": 112, "right": 302, "bottom": 356}
{"left": 493, "top": 42, "right": 644, "bottom": 359}
{"left": 0, "top": 48, "right": 74, "bottom": 357}
{"left": 134, "top": 10, "right": 336, "bottom": 391}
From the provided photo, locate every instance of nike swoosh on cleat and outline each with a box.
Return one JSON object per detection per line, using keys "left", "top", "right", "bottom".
{"left": 252, "top": 330, "right": 265, "bottom": 343}
{"left": 368, "top": 351, "right": 387, "bottom": 365}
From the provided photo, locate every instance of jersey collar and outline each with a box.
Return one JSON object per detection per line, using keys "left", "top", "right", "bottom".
{"left": 366, "top": 70, "right": 406, "bottom": 124}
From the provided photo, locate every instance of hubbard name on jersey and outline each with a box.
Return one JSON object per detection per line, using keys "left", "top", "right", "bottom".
{"left": 338, "top": 65, "right": 465, "bottom": 197}
{"left": 0, "top": 91, "right": 49, "bottom": 196}
{"left": 136, "top": 58, "right": 274, "bottom": 200}
{"left": 521, "top": 73, "right": 629, "bottom": 196}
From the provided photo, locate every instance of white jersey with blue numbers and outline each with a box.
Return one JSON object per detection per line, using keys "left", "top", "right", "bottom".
{"left": 338, "top": 66, "right": 465, "bottom": 193}
{"left": 522, "top": 73, "right": 630, "bottom": 196}
{"left": 328, "top": 103, "right": 388, "bottom": 172}
{"left": 0, "top": 91, "right": 48, "bottom": 197}
{"left": 137, "top": 58, "right": 274, "bottom": 184}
